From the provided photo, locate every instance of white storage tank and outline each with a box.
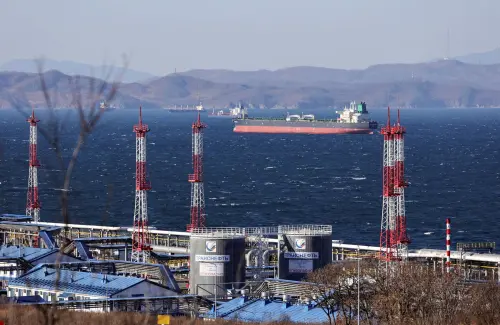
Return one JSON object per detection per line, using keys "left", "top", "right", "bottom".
{"left": 278, "top": 224, "right": 332, "bottom": 280}
{"left": 189, "top": 227, "right": 246, "bottom": 296}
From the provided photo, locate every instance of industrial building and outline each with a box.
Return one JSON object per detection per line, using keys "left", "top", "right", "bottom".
{"left": 0, "top": 245, "right": 80, "bottom": 287}
{"left": 0, "top": 106, "right": 499, "bottom": 321}
{"left": 7, "top": 263, "right": 178, "bottom": 305}
{"left": 37, "top": 260, "right": 180, "bottom": 292}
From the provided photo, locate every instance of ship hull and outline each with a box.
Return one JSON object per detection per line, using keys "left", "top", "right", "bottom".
{"left": 234, "top": 125, "right": 373, "bottom": 134}
{"left": 233, "top": 119, "right": 377, "bottom": 134}
{"left": 207, "top": 114, "right": 234, "bottom": 118}
{"left": 168, "top": 110, "right": 206, "bottom": 113}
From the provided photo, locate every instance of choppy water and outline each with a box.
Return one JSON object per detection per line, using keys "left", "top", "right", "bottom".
{"left": 0, "top": 108, "right": 499, "bottom": 249}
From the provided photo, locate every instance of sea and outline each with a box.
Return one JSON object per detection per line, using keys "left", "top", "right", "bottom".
{"left": 0, "top": 108, "right": 499, "bottom": 250}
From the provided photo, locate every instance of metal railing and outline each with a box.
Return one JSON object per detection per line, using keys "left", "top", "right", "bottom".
{"left": 278, "top": 224, "right": 332, "bottom": 235}
{"left": 244, "top": 227, "right": 279, "bottom": 236}
{"left": 457, "top": 242, "right": 496, "bottom": 252}
{"left": 190, "top": 227, "right": 246, "bottom": 238}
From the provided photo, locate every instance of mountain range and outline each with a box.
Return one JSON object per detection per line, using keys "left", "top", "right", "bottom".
{"left": 2, "top": 57, "right": 500, "bottom": 109}
{"left": 0, "top": 59, "right": 155, "bottom": 84}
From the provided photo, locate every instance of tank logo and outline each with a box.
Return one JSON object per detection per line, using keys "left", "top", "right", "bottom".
{"left": 195, "top": 255, "right": 230, "bottom": 262}
{"left": 206, "top": 241, "right": 217, "bottom": 253}
{"left": 294, "top": 238, "right": 306, "bottom": 250}
{"left": 284, "top": 252, "right": 319, "bottom": 259}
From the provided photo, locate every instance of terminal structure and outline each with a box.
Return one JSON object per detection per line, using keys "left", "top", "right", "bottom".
{"left": 379, "top": 107, "right": 398, "bottom": 262}
{"left": 187, "top": 113, "right": 207, "bottom": 232}
{"left": 131, "top": 107, "right": 152, "bottom": 263}
{"left": 393, "top": 109, "right": 410, "bottom": 258}
{"left": 0, "top": 106, "right": 498, "bottom": 318}
{"left": 379, "top": 108, "right": 409, "bottom": 264}
{"left": 26, "top": 109, "right": 41, "bottom": 222}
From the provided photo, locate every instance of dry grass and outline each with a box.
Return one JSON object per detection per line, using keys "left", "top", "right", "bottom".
{"left": 0, "top": 306, "right": 153, "bottom": 325}
{"left": 0, "top": 306, "right": 306, "bottom": 325}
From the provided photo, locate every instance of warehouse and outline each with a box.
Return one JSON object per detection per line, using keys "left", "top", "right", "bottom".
{"left": 0, "top": 245, "right": 80, "bottom": 287}
{"left": 7, "top": 264, "right": 178, "bottom": 306}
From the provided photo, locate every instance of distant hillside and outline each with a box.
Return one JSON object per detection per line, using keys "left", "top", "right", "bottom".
{"left": 0, "top": 70, "right": 155, "bottom": 109}
{"left": 455, "top": 48, "right": 500, "bottom": 65}
{"left": 2, "top": 60, "right": 500, "bottom": 109}
{"left": 0, "top": 59, "right": 156, "bottom": 83}
{"left": 178, "top": 60, "right": 500, "bottom": 89}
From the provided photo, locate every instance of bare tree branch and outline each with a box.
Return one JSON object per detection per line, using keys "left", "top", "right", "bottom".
{"left": 7, "top": 56, "right": 129, "bottom": 325}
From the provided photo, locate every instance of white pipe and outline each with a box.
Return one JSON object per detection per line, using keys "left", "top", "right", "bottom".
{"left": 150, "top": 245, "right": 188, "bottom": 254}
{"left": 245, "top": 249, "right": 258, "bottom": 266}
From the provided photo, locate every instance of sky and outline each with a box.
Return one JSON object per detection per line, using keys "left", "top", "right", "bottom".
{"left": 0, "top": 0, "right": 499, "bottom": 75}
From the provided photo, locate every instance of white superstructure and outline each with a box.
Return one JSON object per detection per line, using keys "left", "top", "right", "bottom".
{"left": 336, "top": 101, "right": 371, "bottom": 123}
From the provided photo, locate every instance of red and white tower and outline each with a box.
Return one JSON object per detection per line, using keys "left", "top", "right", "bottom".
{"left": 131, "top": 107, "right": 152, "bottom": 263}
{"left": 379, "top": 107, "right": 398, "bottom": 262}
{"left": 187, "top": 113, "right": 207, "bottom": 232}
{"left": 26, "top": 109, "right": 41, "bottom": 222}
{"left": 393, "top": 110, "right": 410, "bottom": 259}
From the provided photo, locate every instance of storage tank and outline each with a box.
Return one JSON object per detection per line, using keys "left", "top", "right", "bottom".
{"left": 189, "top": 227, "right": 246, "bottom": 296}
{"left": 278, "top": 224, "right": 332, "bottom": 280}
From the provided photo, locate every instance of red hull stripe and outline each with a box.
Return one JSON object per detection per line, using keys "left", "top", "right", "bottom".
{"left": 233, "top": 126, "right": 373, "bottom": 134}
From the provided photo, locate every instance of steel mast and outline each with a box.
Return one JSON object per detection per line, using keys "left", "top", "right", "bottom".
{"left": 379, "top": 107, "right": 399, "bottom": 264}
{"left": 26, "top": 109, "right": 41, "bottom": 222}
{"left": 187, "top": 112, "right": 207, "bottom": 231}
{"left": 131, "top": 106, "right": 152, "bottom": 263}
{"left": 393, "top": 109, "right": 410, "bottom": 259}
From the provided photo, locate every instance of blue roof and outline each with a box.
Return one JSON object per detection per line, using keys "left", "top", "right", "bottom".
{"left": 8, "top": 264, "right": 146, "bottom": 297}
{"left": 22, "top": 294, "right": 199, "bottom": 305}
{"left": 0, "top": 245, "right": 55, "bottom": 262}
{"left": 204, "top": 297, "right": 332, "bottom": 323}
{"left": 0, "top": 214, "right": 32, "bottom": 221}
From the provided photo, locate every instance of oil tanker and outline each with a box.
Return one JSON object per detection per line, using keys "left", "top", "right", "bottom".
{"left": 233, "top": 101, "right": 378, "bottom": 134}
{"left": 166, "top": 102, "right": 206, "bottom": 113}
{"left": 208, "top": 103, "right": 246, "bottom": 118}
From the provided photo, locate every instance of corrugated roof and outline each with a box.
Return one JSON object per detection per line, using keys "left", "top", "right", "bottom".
{"left": 35, "top": 260, "right": 180, "bottom": 292}
{"left": 0, "top": 245, "right": 55, "bottom": 262}
{"left": 0, "top": 214, "right": 32, "bottom": 222}
{"left": 205, "top": 297, "right": 331, "bottom": 323}
{"left": 8, "top": 265, "right": 145, "bottom": 297}
{"left": 253, "top": 278, "right": 316, "bottom": 298}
